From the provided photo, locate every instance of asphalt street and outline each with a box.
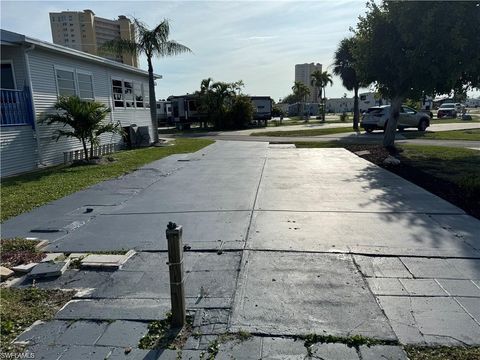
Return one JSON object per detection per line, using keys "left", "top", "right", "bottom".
{"left": 3, "top": 141, "right": 480, "bottom": 359}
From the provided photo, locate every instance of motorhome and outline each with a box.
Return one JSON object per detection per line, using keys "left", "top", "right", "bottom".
{"left": 156, "top": 100, "right": 173, "bottom": 125}
{"left": 167, "top": 94, "right": 206, "bottom": 129}
{"left": 250, "top": 96, "right": 273, "bottom": 125}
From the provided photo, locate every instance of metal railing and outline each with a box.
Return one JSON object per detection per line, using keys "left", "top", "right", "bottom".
{"left": 0, "top": 87, "right": 34, "bottom": 127}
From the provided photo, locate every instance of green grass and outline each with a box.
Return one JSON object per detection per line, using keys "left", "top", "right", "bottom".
{"left": 405, "top": 346, "right": 480, "bottom": 360}
{"left": 398, "top": 144, "right": 480, "bottom": 185}
{"left": 251, "top": 127, "right": 355, "bottom": 137}
{"left": 0, "top": 288, "right": 74, "bottom": 353}
{"left": 402, "top": 128, "right": 480, "bottom": 141}
{"left": 0, "top": 139, "right": 214, "bottom": 222}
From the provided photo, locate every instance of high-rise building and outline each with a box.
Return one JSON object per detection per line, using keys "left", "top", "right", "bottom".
{"left": 295, "top": 63, "right": 322, "bottom": 102}
{"left": 49, "top": 10, "right": 138, "bottom": 67}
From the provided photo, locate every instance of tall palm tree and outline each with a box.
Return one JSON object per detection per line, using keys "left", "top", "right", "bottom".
{"left": 292, "top": 81, "right": 311, "bottom": 119}
{"left": 101, "top": 18, "right": 191, "bottom": 143}
{"left": 317, "top": 71, "right": 333, "bottom": 122}
{"left": 310, "top": 70, "right": 323, "bottom": 104}
{"left": 333, "top": 37, "right": 365, "bottom": 130}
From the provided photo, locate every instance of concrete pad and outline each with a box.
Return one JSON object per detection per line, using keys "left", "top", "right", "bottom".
{"left": 15, "top": 320, "right": 70, "bottom": 346}
{"left": 378, "top": 296, "right": 480, "bottom": 345}
{"left": 11, "top": 263, "right": 38, "bottom": 274}
{"left": 437, "top": 279, "right": 480, "bottom": 297}
{"left": 399, "top": 279, "right": 447, "bottom": 296}
{"left": 248, "top": 212, "right": 476, "bottom": 257}
{"left": 359, "top": 345, "right": 408, "bottom": 360}
{"left": 28, "top": 260, "right": 70, "bottom": 279}
{"left": 261, "top": 337, "right": 307, "bottom": 358}
{"left": 255, "top": 149, "right": 463, "bottom": 213}
{"left": 456, "top": 297, "right": 480, "bottom": 322}
{"left": 107, "top": 348, "right": 163, "bottom": 360}
{"left": 354, "top": 256, "right": 412, "bottom": 278}
{"left": 310, "top": 343, "right": 358, "bottom": 359}
{"left": 17, "top": 269, "right": 111, "bottom": 290}
{"left": 80, "top": 250, "right": 135, "bottom": 269}
{"left": 430, "top": 214, "right": 480, "bottom": 251}
{"left": 231, "top": 251, "right": 395, "bottom": 339}
{"left": 25, "top": 344, "right": 68, "bottom": 360}
{"left": 58, "top": 345, "right": 113, "bottom": 360}
{"left": 446, "top": 258, "right": 480, "bottom": 279}
{"left": 95, "top": 320, "right": 149, "bottom": 347}
{"left": 0, "top": 266, "right": 14, "bottom": 280}
{"left": 56, "top": 320, "right": 108, "bottom": 346}
{"left": 216, "top": 337, "right": 262, "bottom": 360}
{"left": 55, "top": 299, "right": 170, "bottom": 321}
{"left": 47, "top": 212, "right": 250, "bottom": 252}
{"left": 366, "top": 278, "right": 408, "bottom": 296}
{"left": 400, "top": 258, "right": 472, "bottom": 279}
{"left": 41, "top": 253, "right": 64, "bottom": 262}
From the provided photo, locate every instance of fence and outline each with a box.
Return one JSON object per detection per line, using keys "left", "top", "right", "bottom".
{"left": 63, "top": 143, "right": 120, "bottom": 164}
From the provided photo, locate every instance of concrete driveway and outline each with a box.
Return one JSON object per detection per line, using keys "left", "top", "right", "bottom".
{"left": 3, "top": 141, "right": 480, "bottom": 359}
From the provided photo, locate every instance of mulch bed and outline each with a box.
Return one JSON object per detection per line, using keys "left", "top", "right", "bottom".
{"left": 343, "top": 144, "right": 480, "bottom": 220}
{"left": 1, "top": 251, "right": 45, "bottom": 268}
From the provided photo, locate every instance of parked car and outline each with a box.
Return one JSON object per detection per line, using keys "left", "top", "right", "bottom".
{"left": 361, "top": 105, "right": 430, "bottom": 133}
{"left": 437, "top": 103, "right": 457, "bottom": 118}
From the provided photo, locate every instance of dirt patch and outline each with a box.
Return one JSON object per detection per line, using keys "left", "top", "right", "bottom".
{"left": 0, "top": 239, "right": 46, "bottom": 268}
{"left": 344, "top": 144, "right": 480, "bottom": 220}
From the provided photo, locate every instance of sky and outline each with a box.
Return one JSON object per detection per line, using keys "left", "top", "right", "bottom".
{"left": 2, "top": 1, "right": 372, "bottom": 101}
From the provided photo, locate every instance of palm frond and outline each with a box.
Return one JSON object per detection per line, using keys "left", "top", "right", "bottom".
{"left": 99, "top": 38, "right": 141, "bottom": 57}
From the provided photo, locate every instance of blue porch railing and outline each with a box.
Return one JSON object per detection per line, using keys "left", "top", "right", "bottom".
{"left": 0, "top": 87, "right": 35, "bottom": 128}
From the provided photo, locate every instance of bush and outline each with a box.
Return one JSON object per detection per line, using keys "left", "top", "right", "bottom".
{"left": 224, "top": 95, "right": 254, "bottom": 130}
{"left": 272, "top": 106, "right": 286, "bottom": 118}
{"left": 339, "top": 113, "right": 349, "bottom": 122}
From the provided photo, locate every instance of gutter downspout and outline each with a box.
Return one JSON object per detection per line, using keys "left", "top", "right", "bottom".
{"left": 24, "top": 44, "right": 46, "bottom": 166}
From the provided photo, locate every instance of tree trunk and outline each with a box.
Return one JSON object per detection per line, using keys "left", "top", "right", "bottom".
{"left": 81, "top": 137, "right": 89, "bottom": 161}
{"left": 383, "top": 96, "right": 402, "bottom": 150}
{"left": 322, "top": 88, "right": 326, "bottom": 122}
{"left": 353, "top": 86, "right": 359, "bottom": 130}
{"left": 147, "top": 57, "right": 159, "bottom": 143}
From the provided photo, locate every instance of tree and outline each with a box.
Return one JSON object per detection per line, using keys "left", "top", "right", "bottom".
{"left": 311, "top": 71, "right": 333, "bottom": 122}
{"left": 101, "top": 18, "right": 191, "bottom": 143}
{"left": 196, "top": 78, "right": 247, "bottom": 129}
{"left": 333, "top": 37, "right": 366, "bottom": 130}
{"left": 292, "top": 81, "right": 310, "bottom": 119}
{"left": 42, "top": 96, "right": 123, "bottom": 161}
{"left": 354, "top": 1, "right": 480, "bottom": 152}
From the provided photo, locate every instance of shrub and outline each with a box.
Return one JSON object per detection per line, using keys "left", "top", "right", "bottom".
{"left": 224, "top": 95, "right": 254, "bottom": 130}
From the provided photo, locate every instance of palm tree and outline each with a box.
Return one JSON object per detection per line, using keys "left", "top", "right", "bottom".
{"left": 292, "top": 81, "right": 311, "bottom": 120}
{"left": 314, "top": 71, "right": 333, "bottom": 122}
{"left": 310, "top": 70, "right": 323, "bottom": 104}
{"left": 42, "top": 96, "right": 123, "bottom": 161}
{"left": 101, "top": 18, "right": 191, "bottom": 143}
{"left": 333, "top": 37, "right": 365, "bottom": 130}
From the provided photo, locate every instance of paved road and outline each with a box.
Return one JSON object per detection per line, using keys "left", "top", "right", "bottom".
{"left": 3, "top": 141, "right": 480, "bottom": 359}
{"left": 223, "top": 120, "right": 480, "bottom": 136}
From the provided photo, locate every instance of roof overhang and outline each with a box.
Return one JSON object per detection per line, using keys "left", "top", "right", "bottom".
{"left": 1, "top": 29, "right": 162, "bottom": 79}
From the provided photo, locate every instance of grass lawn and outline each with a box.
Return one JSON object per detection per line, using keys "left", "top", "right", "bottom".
{"left": 402, "top": 128, "right": 480, "bottom": 141}
{"left": 0, "top": 138, "right": 214, "bottom": 222}
{"left": 251, "top": 127, "right": 355, "bottom": 137}
{"left": 398, "top": 144, "right": 480, "bottom": 185}
{"left": 405, "top": 346, "right": 480, "bottom": 360}
{"left": 0, "top": 288, "right": 74, "bottom": 353}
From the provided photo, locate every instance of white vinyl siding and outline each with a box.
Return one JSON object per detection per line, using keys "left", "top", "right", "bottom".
{"left": 25, "top": 47, "right": 154, "bottom": 168}
{"left": 0, "top": 126, "right": 37, "bottom": 177}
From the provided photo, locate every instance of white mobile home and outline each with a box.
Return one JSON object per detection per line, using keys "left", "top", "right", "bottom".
{"left": 1, "top": 29, "right": 161, "bottom": 177}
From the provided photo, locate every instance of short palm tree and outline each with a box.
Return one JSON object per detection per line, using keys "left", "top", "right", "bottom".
{"left": 101, "top": 18, "right": 191, "bottom": 143}
{"left": 42, "top": 96, "right": 123, "bottom": 161}
{"left": 333, "top": 37, "right": 365, "bottom": 130}
{"left": 313, "top": 71, "right": 333, "bottom": 122}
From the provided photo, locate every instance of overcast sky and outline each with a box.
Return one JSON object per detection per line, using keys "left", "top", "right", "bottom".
{"left": 2, "top": 1, "right": 378, "bottom": 101}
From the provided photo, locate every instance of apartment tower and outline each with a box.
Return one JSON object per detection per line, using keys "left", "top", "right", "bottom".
{"left": 295, "top": 63, "right": 322, "bottom": 102}
{"left": 49, "top": 10, "right": 138, "bottom": 67}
